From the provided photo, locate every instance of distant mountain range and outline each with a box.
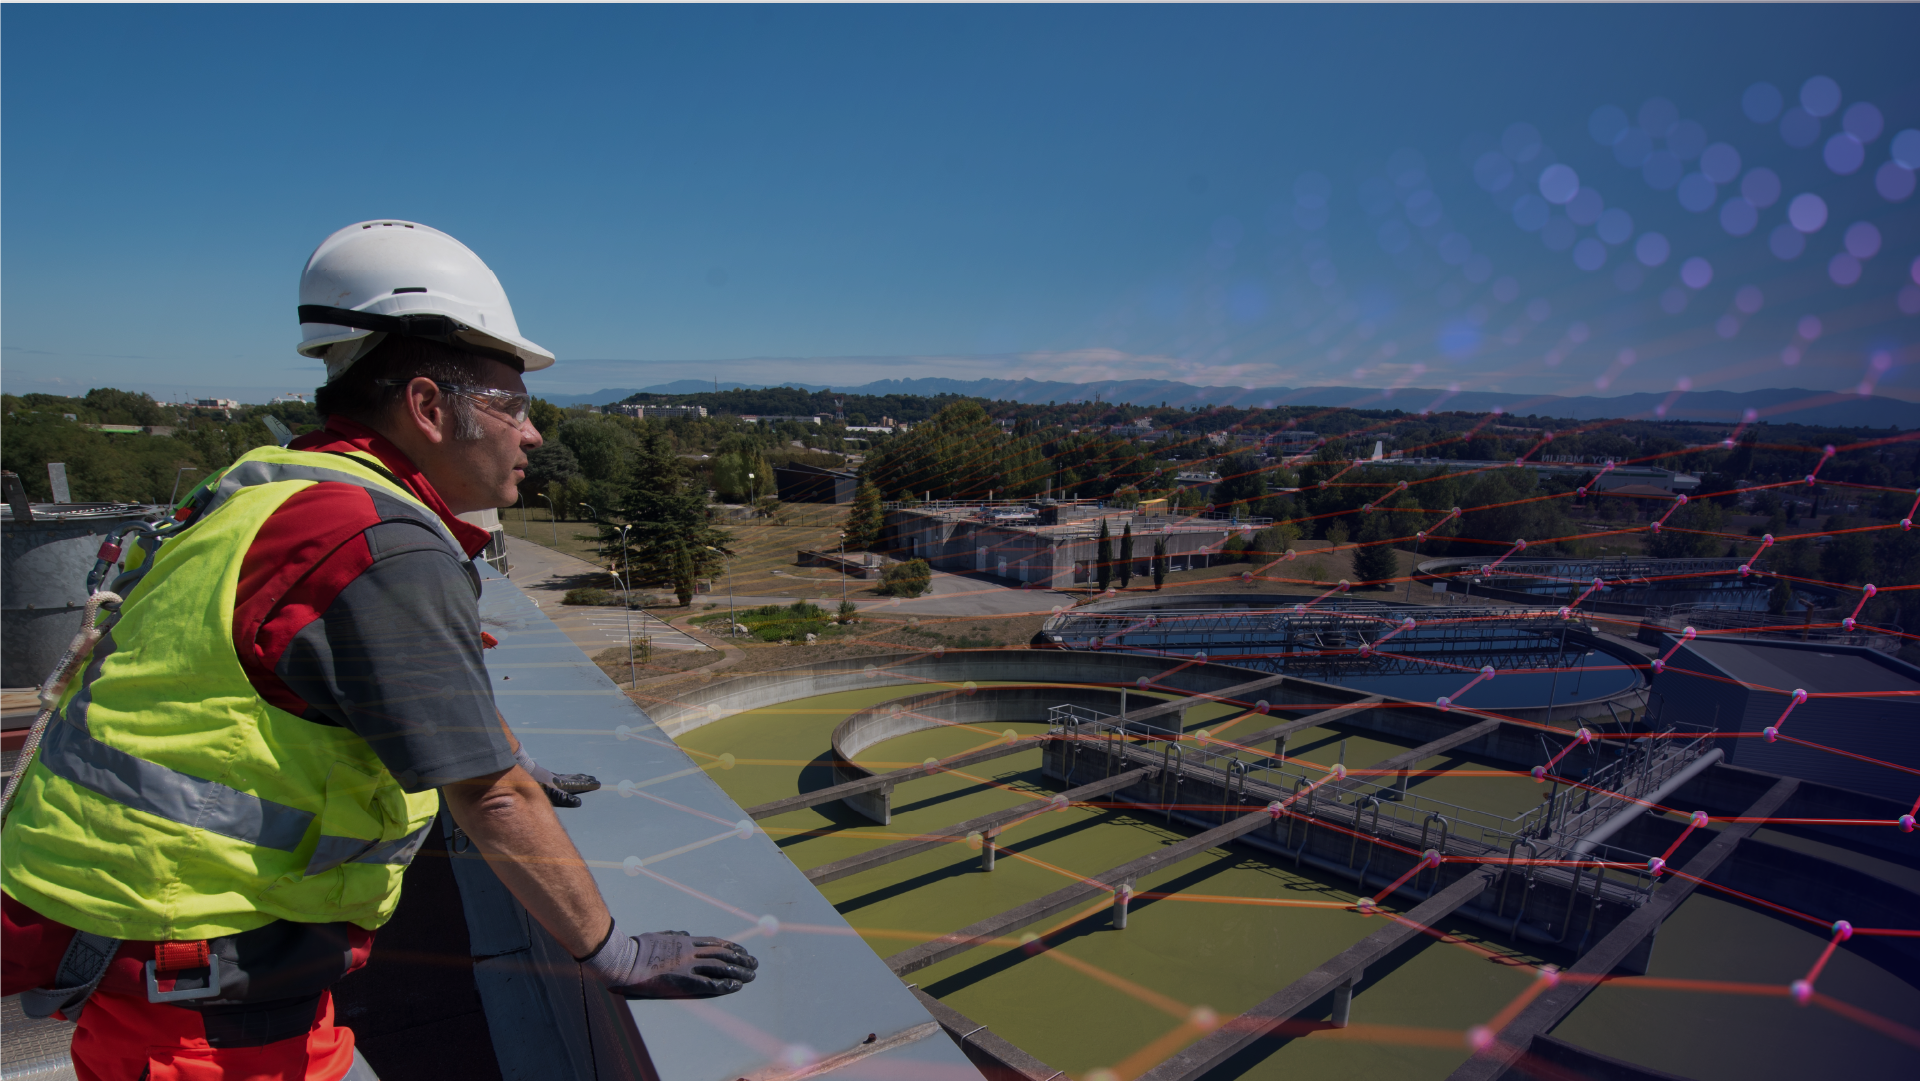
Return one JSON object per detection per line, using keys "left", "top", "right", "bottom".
{"left": 534, "top": 377, "right": 1920, "bottom": 428}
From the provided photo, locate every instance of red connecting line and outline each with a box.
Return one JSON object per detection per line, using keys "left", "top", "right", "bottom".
{"left": 1805, "top": 444, "right": 1837, "bottom": 486}
{"left": 1648, "top": 494, "right": 1689, "bottom": 535}
{"left": 1647, "top": 811, "right": 1713, "bottom": 877}
{"left": 1763, "top": 688, "right": 1811, "bottom": 743}
{"left": 1290, "top": 579, "right": 1353, "bottom": 614}
{"left": 1358, "top": 849, "right": 1443, "bottom": 912}
{"left": 1359, "top": 616, "right": 1419, "bottom": 658}
{"left": 1437, "top": 665, "right": 1496, "bottom": 711}
{"left": 1791, "top": 921, "right": 1853, "bottom": 1004}
{"left": 1843, "top": 584, "right": 1879, "bottom": 632}
{"left": 1483, "top": 538, "right": 1529, "bottom": 573}
{"left": 1649, "top": 626, "right": 1697, "bottom": 674}
{"left": 1532, "top": 727, "right": 1594, "bottom": 781}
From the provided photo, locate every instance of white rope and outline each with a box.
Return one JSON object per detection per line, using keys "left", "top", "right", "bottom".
{"left": 1, "top": 590, "right": 121, "bottom": 819}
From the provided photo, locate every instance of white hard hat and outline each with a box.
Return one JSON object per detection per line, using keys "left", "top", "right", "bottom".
{"left": 298, "top": 220, "right": 555, "bottom": 380}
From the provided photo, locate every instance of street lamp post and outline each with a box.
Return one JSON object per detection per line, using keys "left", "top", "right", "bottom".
{"left": 839, "top": 531, "right": 848, "bottom": 606}
{"left": 613, "top": 523, "right": 636, "bottom": 687}
{"left": 536, "top": 494, "right": 556, "bottom": 545}
{"left": 518, "top": 492, "right": 527, "bottom": 538}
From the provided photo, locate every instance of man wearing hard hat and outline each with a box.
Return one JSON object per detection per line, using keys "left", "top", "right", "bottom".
{"left": 1, "top": 221, "right": 756, "bottom": 1080}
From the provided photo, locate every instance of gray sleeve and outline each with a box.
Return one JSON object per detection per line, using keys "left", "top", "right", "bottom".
{"left": 276, "top": 520, "right": 515, "bottom": 792}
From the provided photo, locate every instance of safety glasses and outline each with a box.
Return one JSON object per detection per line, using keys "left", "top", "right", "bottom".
{"left": 377, "top": 379, "right": 533, "bottom": 425}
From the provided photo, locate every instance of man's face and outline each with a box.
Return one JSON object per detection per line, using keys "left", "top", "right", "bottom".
{"left": 415, "top": 357, "right": 543, "bottom": 514}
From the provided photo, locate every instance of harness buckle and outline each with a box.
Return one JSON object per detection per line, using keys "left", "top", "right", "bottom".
{"left": 145, "top": 949, "right": 223, "bottom": 1003}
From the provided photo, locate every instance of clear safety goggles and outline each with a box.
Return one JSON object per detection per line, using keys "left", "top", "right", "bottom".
{"left": 377, "top": 379, "right": 533, "bottom": 425}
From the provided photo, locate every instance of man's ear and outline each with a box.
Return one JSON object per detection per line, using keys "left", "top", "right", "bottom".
{"left": 400, "top": 377, "right": 452, "bottom": 446}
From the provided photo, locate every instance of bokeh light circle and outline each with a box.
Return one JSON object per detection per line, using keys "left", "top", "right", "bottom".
{"left": 1769, "top": 224, "right": 1806, "bottom": 260}
{"left": 1788, "top": 193, "right": 1828, "bottom": 232}
{"left": 1780, "top": 108, "right": 1820, "bottom": 149}
{"left": 1680, "top": 257, "right": 1713, "bottom": 289}
{"left": 1573, "top": 238, "right": 1607, "bottom": 272}
{"left": 1829, "top": 252, "right": 1862, "bottom": 286}
{"left": 1741, "top": 167, "right": 1782, "bottom": 207}
{"left": 1843, "top": 102, "right": 1884, "bottom": 142}
{"left": 1538, "top": 164, "right": 1580, "bottom": 204}
{"left": 1824, "top": 133, "right": 1866, "bottom": 175}
{"left": 1742, "top": 82, "right": 1783, "bottom": 123}
{"left": 1700, "top": 143, "right": 1741, "bottom": 183}
{"left": 1677, "top": 173, "right": 1717, "bottom": 212}
{"left": 1877, "top": 162, "right": 1917, "bottom": 202}
{"left": 1667, "top": 120, "right": 1707, "bottom": 161}
{"left": 1642, "top": 151, "right": 1683, "bottom": 190}
{"left": 1893, "top": 130, "right": 1920, "bottom": 170}
{"left": 1719, "top": 197, "right": 1758, "bottom": 237}
{"left": 1844, "top": 221, "right": 1882, "bottom": 259}
{"left": 1635, "top": 232, "right": 1670, "bottom": 266}
{"left": 1596, "top": 207, "right": 1633, "bottom": 244}
{"left": 1589, "top": 105, "right": 1629, "bottom": 146}
{"left": 1638, "top": 97, "right": 1679, "bottom": 137}
{"left": 1800, "top": 75, "right": 1841, "bottom": 118}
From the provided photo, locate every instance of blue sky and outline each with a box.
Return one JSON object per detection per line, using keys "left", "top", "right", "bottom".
{"left": 3, "top": 4, "right": 1917, "bottom": 405}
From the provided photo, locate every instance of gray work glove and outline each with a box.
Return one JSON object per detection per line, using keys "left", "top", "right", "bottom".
{"left": 579, "top": 920, "right": 759, "bottom": 999}
{"left": 514, "top": 747, "right": 601, "bottom": 808}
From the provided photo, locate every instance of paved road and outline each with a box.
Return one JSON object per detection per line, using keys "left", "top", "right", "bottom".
{"left": 501, "top": 535, "right": 708, "bottom": 656}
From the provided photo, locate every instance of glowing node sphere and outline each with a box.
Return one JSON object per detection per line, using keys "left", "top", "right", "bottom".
{"left": 1539, "top": 965, "right": 1561, "bottom": 987}
{"left": 1450, "top": 507, "right": 1462, "bottom": 518}
{"left": 617, "top": 780, "right": 638, "bottom": 797}
{"left": 1790, "top": 979, "right": 1813, "bottom": 1005}
{"left": 1650, "top": 522, "right": 1662, "bottom": 534}
{"left": 1833, "top": 920, "right": 1854, "bottom": 941}
{"left": 1363, "top": 502, "right": 1373, "bottom": 513}
{"left": 1267, "top": 800, "right": 1286, "bottom": 819}
{"left": 1676, "top": 494, "right": 1689, "bottom": 505}
{"left": 1865, "top": 583, "right": 1878, "bottom": 597}
{"left": 924, "top": 757, "right": 938, "bottom": 767}
{"left": 1137, "top": 676, "right": 1151, "bottom": 689}
{"left": 1513, "top": 458, "right": 1525, "bottom": 468}
{"left": 1792, "top": 688, "right": 1809, "bottom": 705}
{"left": 932, "top": 645, "right": 945, "bottom": 659}
{"left": 1331, "top": 763, "right": 1348, "bottom": 779}
{"left": 1338, "top": 580, "right": 1351, "bottom": 592}
{"left": 1403, "top": 617, "right": 1417, "bottom": 630}
{"left": 1051, "top": 794, "right": 1070, "bottom": 812}
{"left": 1762, "top": 534, "right": 1775, "bottom": 547}
{"left": 623, "top": 856, "right": 643, "bottom": 876}
{"left": 1398, "top": 480, "right": 1409, "bottom": 491}
{"left": 1003, "top": 729, "right": 1018, "bottom": 743}
{"left": 1764, "top": 726, "right": 1780, "bottom": 743}
{"left": 1844, "top": 618, "right": 1857, "bottom": 631}
{"left": 1436, "top": 696, "right": 1453, "bottom": 711}
{"left": 1532, "top": 765, "right": 1548, "bottom": 781}
{"left": 758, "top": 914, "right": 781, "bottom": 936}
{"left": 963, "top": 681, "right": 978, "bottom": 695}
{"left": 1356, "top": 896, "right": 1378, "bottom": 914}
{"left": 1190, "top": 1006, "right": 1220, "bottom": 1030}
{"left": 1904, "top": 520, "right": 1912, "bottom": 531}
{"left": 1806, "top": 474, "right": 1818, "bottom": 486}
{"left": 1423, "top": 848, "right": 1442, "bottom": 868}
{"left": 1359, "top": 645, "right": 1374, "bottom": 658}
{"left": 719, "top": 752, "right": 737, "bottom": 770}
{"left": 1691, "top": 810, "right": 1710, "bottom": 828}
{"left": 1651, "top": 659, "right": 1667, "bottom": 677}
{"left": 1284, "top": 549, "right": 1298, "bottom": 561}
{"left": 614, "top": 725, "right": 634, "bottom": 741}
{"left": 863, "top": 664, "right": 877, "bottom": 679}
{"left": 1256, "top": 699, "right": 1271, "bottom": 714}
{"left": 1722, "top": 439, "right": 1734, "bottom": 450}
{"left": 1739, "top": 565, "right": 1751, "bottom": 577}
{"left": 1576, "top": 728, "right": 1593, "bottom": 744}
{"left": 1682, "top": 626, "right": 1697, "bottom": 641}
{"left": 1466, "top": 1026, "right": 1496, "bottom": 1051}
{"left": 1593, "top": 577, "right": 1604, "bottom": 588}
{"left": 1514, "top": 538, "right": 1528, "bottom": 550}
{"left": 1900, "top": 814, "right": 1915, "bottom": 833}
{"left": 1417, "top": 531, "right": 1427, "bottom": 541}
{"left": 1481, "top": 665, "right": 1497, "bottom": 679}
{"left": 1824, "top": 444, "right": 1837, "bottom": 457}
{"left": 1648, "top": 857, "right": 1666, "bottom": 875}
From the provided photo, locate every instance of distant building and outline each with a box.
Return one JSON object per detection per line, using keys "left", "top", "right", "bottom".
{"left": 774, "top": 462, "right": 859, "bottom": 504}
{"left": 740, "top": 414, "right": 834, "bottom": 426}
{"left": 613, "top": 404, "right": 709, "bottom": 420}
{"left": 846, "top": 425, "right": 895, "bottom": 434}
{"left": 195, "top": 398, "right": 239, "bottom": 410}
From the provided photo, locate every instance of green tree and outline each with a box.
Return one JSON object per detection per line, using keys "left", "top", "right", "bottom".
{"left": 1153, "top": 536, "right": 1168, "bottom": 590}
{"left": 603, "top": 430, "right": 731, "bottom": 586}
{"left": 1119, "top": 522, "right": 1134, "bottom": 588}
{"left": 672, "top": 543, "right": 696, "bottom": 607}
{"left": 1821, "top": 528, "right": 1875, "bottom": 585}
{"left": 529, "top": 397, "right": 565, "bottom": 438}
{"left": 845, "top": 479, "right": 884, "bottom": 549}
{"left": 1352, "top": 516, "right": 1399, "bottom": 589}
{"left": 1212, "top": 454, "right": 1268, "bottom": 517}
{"left": 881, "top": 558, "right": 932, "bottom": 597}
{"left": 1646, "top": 500, "right": 1727, "bottom": 558}
{"left": 1096, "top": 518, "right": 1113, "bottom": 590}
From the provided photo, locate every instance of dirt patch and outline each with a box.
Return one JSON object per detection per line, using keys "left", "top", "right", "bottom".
{"left": 591, "top": 644, "right": 719, "bottom": 686}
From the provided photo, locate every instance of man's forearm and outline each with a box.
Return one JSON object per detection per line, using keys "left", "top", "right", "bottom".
{"left": 443, "top": 766, "right": 611, "bottom": 958}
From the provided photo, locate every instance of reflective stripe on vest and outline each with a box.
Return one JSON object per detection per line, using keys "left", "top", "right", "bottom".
{"left": 305, "top": 819, "right": 436, "bottom": 877}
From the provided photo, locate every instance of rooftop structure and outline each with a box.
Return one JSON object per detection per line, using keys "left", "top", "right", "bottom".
{"left": 1358, "top": 458, "right": 1701, "bottom": 492}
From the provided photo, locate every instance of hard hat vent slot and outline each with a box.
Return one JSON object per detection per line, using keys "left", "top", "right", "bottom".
{"left": 392, "top": 287, "right": 427, "bottom": 294}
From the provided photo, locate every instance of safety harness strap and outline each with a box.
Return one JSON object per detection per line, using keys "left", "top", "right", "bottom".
{"left": 18, "top": 930, "right": 121, "bottom": 1021}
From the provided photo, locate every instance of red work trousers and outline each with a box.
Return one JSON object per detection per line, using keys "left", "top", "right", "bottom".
{"left": 3, "top": 894, "right": 363, "bottom": 1081}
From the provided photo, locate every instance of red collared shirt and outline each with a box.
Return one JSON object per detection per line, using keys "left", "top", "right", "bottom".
{"left": 231, "top": 416, "right": 513, "bottom": 792}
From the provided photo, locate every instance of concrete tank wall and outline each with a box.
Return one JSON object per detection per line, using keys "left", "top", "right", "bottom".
{"left": 1, "top": 508, "right": 163, "bottom": 687}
